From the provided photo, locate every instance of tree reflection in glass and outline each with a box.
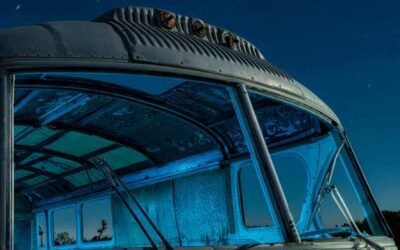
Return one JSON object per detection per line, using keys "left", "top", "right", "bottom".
{"left": 82, "top": 199, "right": 113, "bottom": 242}
{"left": 37, "top": 214, "right": 47, "bottom": 248}
{"left": 53, "top": 207, "right": 76, "bottom": 245}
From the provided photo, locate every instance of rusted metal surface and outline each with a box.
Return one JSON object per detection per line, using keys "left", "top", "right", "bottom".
{"left": 0, "top": 7, "right": 340, "bottom": 129}
{"left": 223, "top": 32, "right": 239, "bottom": 49}
{"left": 160, "top": 11, "right": 177, "bottom": 29}
{"left": 191, "top": 20, "right": 207, "bottom": 38}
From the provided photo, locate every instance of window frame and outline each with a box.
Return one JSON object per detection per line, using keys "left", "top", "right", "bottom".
{"left": 234, "top": 148, "right": 313, "bottom": 232}
{"left": 78, "top": 197, "right": 115, "bottom": 248}
{"left": 269, "top": 141, "right": 327, "bottom": 235}
{"left": 230, "top": 160, "right": 284, "bottom": 243}
{"left": 45, "top": 195, "right": 114, "bottom": 250}
{"left": 14, "top": 69, "right": 390, "bottom": 246}
{"left": 36, "top": 212, "right": 48, "bottom": 250}
{"left": 313, "top": 140, "right": 387, "bottom": 237}
{"left": 50, "top": 204, "right": 78, "bottom": 249}
{"left": 269, "top": 151, "right": 311, "bottom": 226}
{"left": 238, "top": 165, "right": 274, "bottom": 229}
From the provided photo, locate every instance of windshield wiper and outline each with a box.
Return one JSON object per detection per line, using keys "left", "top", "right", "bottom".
{"left": 327, "top": 185, "right": 386, "bottom": 250}
{"left": 306, "top": 142, "right": 344, "bottom": 229}
{"left": 326, "top": 184, "right": 360, "bottom": 234}
{"left": 90, "top": 158, "right": 173, "bottom": 250}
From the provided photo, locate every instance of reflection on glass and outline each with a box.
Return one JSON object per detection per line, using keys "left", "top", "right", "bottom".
{"left": 248, "top": 90, "right": 385, "bottom": 239}
{"left": 239, "top": 164, "right": 273, "bottom": 227}
{"left": 37, "top": 214, "right": 47, "bottom": 248}
{"left": 272, "top": 155, "right": 308, "bottom": 222}
{"left": 318, "top": 149, "right": 385, "bottom": 237}
{"left": 53, "top": 207, "right": 77, "bottom": 245}
{"left": 82, "top": 199, "right": 113, "bottom": 242}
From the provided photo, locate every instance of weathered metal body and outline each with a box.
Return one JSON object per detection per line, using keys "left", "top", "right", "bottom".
{"left": 0, "top": 6, "right": 396, "bottom": 250}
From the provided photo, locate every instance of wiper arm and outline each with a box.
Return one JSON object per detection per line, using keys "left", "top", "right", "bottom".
{"left": 90, "top": 158, "right": 173, "bottom": 250}
{"left": 355, "top": 234, "right": 385, "bottom": 250}
{"left": 326, "top": 184, "right": 360, "bottom": 234}
{"left": 327, "top": 185, "right": 386, "bottom": 250}
{"left": 306, "top": 142, "right": 344, "bottom": 229}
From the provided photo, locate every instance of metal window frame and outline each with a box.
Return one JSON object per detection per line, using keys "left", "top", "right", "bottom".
{"left": 229, "top": 160, "right": 283, "bottom": 243}
{"left": 49, "top": 204, "right": 78, "bottom": 249}
{"left": 228, "top": 84, "right": 301, "bottom": 243}
{"left": 0, "top": 70, "right": 14, "bottom": 250}
{"left": 237, "top": 165, "right": 273, "bottom": 229}
{"left": 342, "top": 135, "right": 393, "bottom": 238}
{"left": 2, "top": 65, "right": 391, "bottom": 247}
{"left": 35, "top": 212, "right": 48, "bottom": 250}
{"left": 78, "top": 196, "right": 115, "bottom": 248}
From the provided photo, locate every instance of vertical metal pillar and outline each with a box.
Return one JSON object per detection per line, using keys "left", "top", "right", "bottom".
{"left": 229, "top": 84, "right": 300, "bottom": 243}
{"left": 0, "top": 71, "right": 14, "bottom": 250}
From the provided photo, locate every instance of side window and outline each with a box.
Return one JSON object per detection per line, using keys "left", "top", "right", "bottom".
{"left": 82, "top": 199, "right": 113, "bottom": 243}
{"left": 239, "top": 164, "right": 273, "bottom": 227}
{"left": 36, "top": 213, "right": 47, "bottom": 249}
{"left": 52, "top": 206, "right": 77, "bottom": 246}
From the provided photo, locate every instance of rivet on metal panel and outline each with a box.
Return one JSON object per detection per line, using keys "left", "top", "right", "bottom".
{"left": 160, "top": 11, "right": 177, "bottom": 29}
{"left": 192, "top": 20, "right": 207, "bottom": 38}
{"left": 223, "top": 32, "right": 239, "bottom": 49}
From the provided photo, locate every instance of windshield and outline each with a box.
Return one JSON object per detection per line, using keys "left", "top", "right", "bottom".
{"left": 247, "top": 90, "right": 387, "bottom": 240}
{"left": 11, "top": 72, "right": 389, "bottom": 249}
{"left": 15, "top": 72, "right": 287, "bottom": 249}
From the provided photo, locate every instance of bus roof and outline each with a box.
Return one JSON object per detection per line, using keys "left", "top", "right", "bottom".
{"left": 0, "top": 6, "right": 341, "bottom": 128}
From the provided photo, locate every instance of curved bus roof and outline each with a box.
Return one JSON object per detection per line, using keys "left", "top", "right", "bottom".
{"left": 0, "top": 6, "right": 340, "bottom": 128}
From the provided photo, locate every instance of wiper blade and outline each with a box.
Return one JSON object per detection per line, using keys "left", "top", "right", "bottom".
{"left": 355, "top": 234, "right": 385, "bottom": 250}
{"left": 90, "top": 158, "right": 173, "bottom": 250}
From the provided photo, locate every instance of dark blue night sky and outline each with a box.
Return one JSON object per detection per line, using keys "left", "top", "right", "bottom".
{"left": 1, "top": 0, "right": 399, "bottom": 212}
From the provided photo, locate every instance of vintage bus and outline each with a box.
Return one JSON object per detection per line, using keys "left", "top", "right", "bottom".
{"left": 0, "top": 6, "right": 396, "bottom": 250}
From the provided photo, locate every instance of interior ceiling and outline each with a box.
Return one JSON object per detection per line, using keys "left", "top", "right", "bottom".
{"left": 14, "top": 75, "right": 321, "bottom": 205}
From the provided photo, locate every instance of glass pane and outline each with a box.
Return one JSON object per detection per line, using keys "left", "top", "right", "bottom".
{"left": 53, "top": 207, "right": 77, "bottom": 246}
{"left": 248, "top": 92, "right": 321, "bottom": 145}
{"left": 45, "top": 131, "right": 114, "bottom": 157}
{"left": 239, "top": 164, "right": 273, "bottom": 227}
{"left": 23, "top": 175, "right": 49, "bottom": 186}
{"left": 65, "top": 169, "right": 104, "bottom": 187}
{"left": 248, "top": 90, "right": 386, "bottom": 240}
{"left": 37, "top": 214, "right": 47, "bottom": 248}
{"left": 14, "top": 72, "right": 282, "bottom": 246}
{"left": 82, "top": 199, "right": 113, "bottom": 242}
{"left": 17, "top": 127, "right": 58, "bottom": 146}
{"left": 318, "top": 149, "right": 385, "bottom": 236}
{"left": 19, "top": 153, "right": 45, "bottom": 165}
{"left": 15, "top": 169, "right": 33, "bottom": 180}
{"left": 272, "top": 154, "right": 308, "bottom": 222}
{"left": 31, "top": 158, "right": 79, "bottom": 174}
{"left": 95, "top": 147, "right": 148, "bottom": 170}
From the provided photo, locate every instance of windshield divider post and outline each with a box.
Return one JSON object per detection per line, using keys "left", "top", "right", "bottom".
{"left": 228, "top": 84, "right": 301, "bottom": 243}
{"left": 0, "top": 71, "right": 14, "bottom": 250}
